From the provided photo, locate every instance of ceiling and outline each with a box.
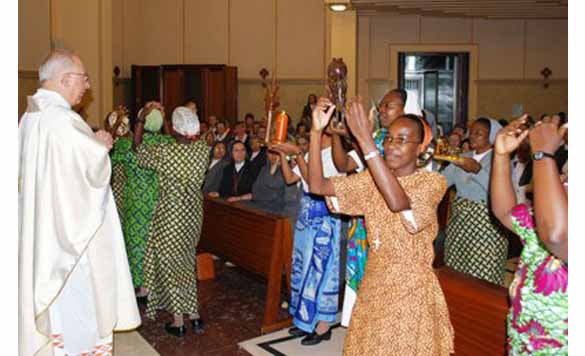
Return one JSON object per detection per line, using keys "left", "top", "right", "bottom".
{"left": 350, "top": 0, "right": 568, "bottom": 19}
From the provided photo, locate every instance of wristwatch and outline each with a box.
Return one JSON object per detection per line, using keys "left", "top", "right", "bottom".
{"left": 532, "top": 151, "right": 555, "bottom": 161}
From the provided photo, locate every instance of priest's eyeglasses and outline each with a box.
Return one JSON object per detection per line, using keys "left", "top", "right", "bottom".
{"left": 384, "top": 136, "right": 421, "bottom": 146}
{"left": 66, "top": 72, "right": 90, "bottom": 83}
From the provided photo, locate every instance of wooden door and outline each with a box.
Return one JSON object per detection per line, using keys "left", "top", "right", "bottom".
{"left": 131, "top": 65, "right": 161, "bottom": 119}
{"left": 162, "top": 67, "right": 185, "bottom": 119}
{"left": 203, "top": 68, "right": 227, "bottom": 123}
{"left": 225, "top": 66, "right": 238, "bottom": 124}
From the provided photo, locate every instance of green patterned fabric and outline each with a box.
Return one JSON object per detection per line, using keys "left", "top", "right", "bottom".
{"left": 137, "top": 140, "right": 210, "bottom": 319}
{"left": 507, "top": 204, "right": 568, "bottom": 355}
{"left": 110, "top": 137, "right": 131, "bottom": 221}
{"left": 445, "top": 196, "right": 509, "bottom": 285}
{"left": 110, "top": 133, "right": 175, "bottom": 288}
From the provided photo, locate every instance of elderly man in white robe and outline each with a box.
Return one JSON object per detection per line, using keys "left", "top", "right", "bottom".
{"left": 18, "top": 49, "right": 140, "bottom": 356}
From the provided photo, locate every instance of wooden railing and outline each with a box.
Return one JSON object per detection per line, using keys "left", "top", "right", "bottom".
{"left": 199, "top": 197, "right": 293, "bottom": 333}
{"left": 436, "top": 267, "right": 509, "bottom": 355}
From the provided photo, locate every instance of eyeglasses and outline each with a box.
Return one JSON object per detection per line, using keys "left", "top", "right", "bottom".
{"left": 66, "top": 72, "right": 90, "bottom": 83}
{"left": 379, "top": 102, "right": 403, "bottom": 110}
{"left": 384, "top": 136, "right": 421, "bottom": 146}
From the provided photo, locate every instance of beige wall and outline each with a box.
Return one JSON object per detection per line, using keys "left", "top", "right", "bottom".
{"left": 18, "top": 0, "right": 51, "bottom": 117}
{"left": 359, "top": 13, "right": 568, "bottom": 120}
{"left": 21, "top": 2, "right": 567, "bottom": 125}
{"left": 477, "top": 80, "right": 567, "bottom": 120}
{"left": 110, "top": 0, "right": 329, "bottom": 123}
{"left": 19, "top": 0, "right": 113, "bottom": 128}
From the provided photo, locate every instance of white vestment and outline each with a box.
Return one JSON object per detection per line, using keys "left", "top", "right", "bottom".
{"left": 18, "top": 89, "right": 141, "bottom": 356}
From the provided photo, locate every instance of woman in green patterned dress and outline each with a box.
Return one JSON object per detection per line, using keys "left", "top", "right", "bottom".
{"left": 491, "top": 115, "right": 568, "bottom": 355}
{"left": 109, "top": 103, "right": 175, "bottom": 299}
{"left": 107, "top": 107, "right": 132, "bottom": 220}
{"left": 135, "top": 104, "right": 210, "bottom": 337}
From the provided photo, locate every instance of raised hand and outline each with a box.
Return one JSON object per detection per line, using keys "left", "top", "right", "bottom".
{"left": 311, "top": 97, "right": 336, "bottom": 132}
{"left": 530, "top": 115, "right": 567, "bottom": 153}
{"left": 269, "top": 142, "right": 302, "bottom": 156}
{"left": 327, "top": 120, "right": 350, "bottom": 137}
{"left": 494, "top": 114, "right": 530, "bottom": 156}
{"left": 345, "top": 96, "right": 370, "bottom": 143}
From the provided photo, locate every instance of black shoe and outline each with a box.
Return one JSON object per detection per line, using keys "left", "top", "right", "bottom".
{"left": 300, "top": 329, "right": 332, "bottom": 346}
{"left": 164, "top": 322, "right": 186, "bottom": 337}
{"left": 136, "top": 295, "right": 147, "bottom": 305}
{"left": 288, "top": 327, "right": 308, "bottom": 337}
{"left": 190, "top": 318, "right": 205, "bottom": 335}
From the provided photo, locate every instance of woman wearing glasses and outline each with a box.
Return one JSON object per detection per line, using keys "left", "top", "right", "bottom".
{"left": 309, "top": 97, "right": 454, "bottom": 355}
{"left": 441, "top": 118, "right": 509, "bottom": 286}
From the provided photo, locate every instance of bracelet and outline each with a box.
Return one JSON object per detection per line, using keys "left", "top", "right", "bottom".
{"left": 364, "top": 151, "right": 379, "bottom": 161}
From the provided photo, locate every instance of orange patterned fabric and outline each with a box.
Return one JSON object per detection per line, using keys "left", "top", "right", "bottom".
{"left": 49, "top": 334, "right": 113, "bottom": 356}
{"left": 330, "top": 170, "right": 454, "bottom": 356}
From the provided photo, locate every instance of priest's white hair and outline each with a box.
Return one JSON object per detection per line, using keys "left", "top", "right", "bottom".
{"left": 38, "top": 49, "right": 78, "bottom": 83}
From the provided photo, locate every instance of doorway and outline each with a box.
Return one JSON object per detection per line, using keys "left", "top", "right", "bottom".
{"left": 398, "top": 52, "right": 469, "bottom": 135}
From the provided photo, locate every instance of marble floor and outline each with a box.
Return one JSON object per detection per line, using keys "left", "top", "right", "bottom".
{"left": 137, "top": 264, "right": 289, "bottom": 356}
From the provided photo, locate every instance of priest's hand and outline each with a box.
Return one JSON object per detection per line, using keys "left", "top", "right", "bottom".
{"left": 207, "top": 192, "right": 220, "bottom": 199}
{"left": 96, "top": 130, "right": 114, "bottom": 150}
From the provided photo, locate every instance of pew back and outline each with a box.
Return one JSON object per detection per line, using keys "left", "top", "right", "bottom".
{"left": 435, "top": 267, "right": 509, "bottom": 355}
{"left": 199, "top": 197, "right": 293, "bottom": 333}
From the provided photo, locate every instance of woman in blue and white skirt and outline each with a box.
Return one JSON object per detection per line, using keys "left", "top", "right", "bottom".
{"left": 272, "top": 126, "right": 344, "bottom": 347}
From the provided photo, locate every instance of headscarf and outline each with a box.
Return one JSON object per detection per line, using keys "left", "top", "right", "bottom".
{"left": 479, "top": 117, "right": 503, "bottom": 145}
{"left": 138, "top": 108, "right": 164, "bottom": 133}
{"left": 107, "top": 111, "right": 130, "bottom": 137}
{"left": 172, "top": 106, "right": 200, "bottom": 136}
{"left": 404, "top": 89, "right": 423, "bottom": 116}
{"left": 418, "top": 116, "right": 433, "bottom": 150}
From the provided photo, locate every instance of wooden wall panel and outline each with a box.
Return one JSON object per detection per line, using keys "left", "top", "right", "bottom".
{"left": 229, "top": 0, "right": 274, "bottom": 79}
{"left": 420, "top": 17, "right": 473, "bottom": 43}
{"left": 525, "top": 20, "right": 568, "bottom": 79}
{"left": 474, "top": 19, "right": 525, "bottom": 80}
{"left": 277, "top": 0, "right": 325, "bottom": 79}
{"left": 369, "top": 14, "right": 420, "bottom": 79}
{"left": 19, "top": 0, "right": 51, "bottom": 70}
{"left": 139, "top": 0, "right": 183, "bottom": 65}
{"left": 185, "top": 0, "right": 229, "bottom": 64}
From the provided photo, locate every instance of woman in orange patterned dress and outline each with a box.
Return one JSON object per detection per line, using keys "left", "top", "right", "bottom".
{"left": 308, "top": 97, "right": 454, "bottom": 355}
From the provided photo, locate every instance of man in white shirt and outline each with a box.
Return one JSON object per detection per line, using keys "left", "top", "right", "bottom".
{"left": 18, "top": 49, "right": 140, "bottom": 356}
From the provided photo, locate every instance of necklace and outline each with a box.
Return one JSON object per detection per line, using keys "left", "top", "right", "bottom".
{"left": 372, "top": 231, "right": 382, "bottom": 251}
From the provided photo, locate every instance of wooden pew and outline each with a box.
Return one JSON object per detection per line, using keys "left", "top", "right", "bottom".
{"left": 199, "top": 197, "right": 293, "bottom": 334}
{"left": 435, "top": 266, "right": 509, "bottom": 355}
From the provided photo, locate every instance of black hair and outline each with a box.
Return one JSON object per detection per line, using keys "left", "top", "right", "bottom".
{"left": 396, "top": 114, "right": 424, "bottom": 142}
{"left": 244, "top": 113, "right": 255, "bottom": 120}
{"left": 209, "top": 141, "right": 228, "bottom": 161}
{"left": 388, "top": 88, "right": 407, "bottom": 106}
{"left": 475, "top": 117, "right": 492, "bottom": 132}
{"left": 228, "top": 140, "right": 248, "bottom": 161}
{"left": 498, "top": 119, "right": 509, "bottom": 127}
{"left": 558, "top": 112, "right": 567, "bottom": 125}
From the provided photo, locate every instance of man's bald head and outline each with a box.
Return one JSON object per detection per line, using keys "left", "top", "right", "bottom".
{"left": 39, "top": 49, "right": 80, "bottom": 83}
{"left": 38, "top": 49, "right": 90, "bottom": 106}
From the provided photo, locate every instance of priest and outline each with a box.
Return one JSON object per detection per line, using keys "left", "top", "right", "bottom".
{"left": 18, "top": 49, "right": 141, "bottom": 356}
